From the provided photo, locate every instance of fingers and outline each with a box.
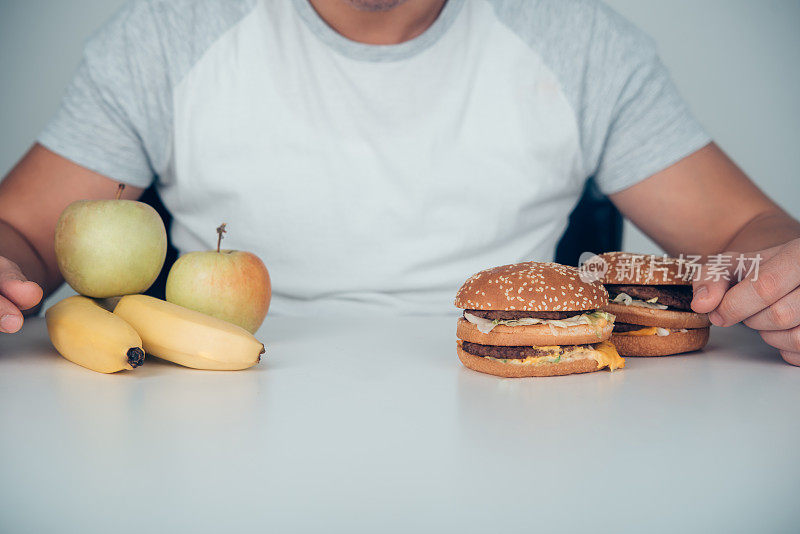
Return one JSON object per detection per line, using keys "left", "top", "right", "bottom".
{"left": 709, "top": 242, "right": 800, "bottom": 326}
{"left": 0, "top": 257, "right": 43, "bottom": 311}
{"left": 0, "top": 294, "right": 24, "bottom": 333}
{"left": 744, "top": 288, "right": 800, "bottom": 331}
{"left": 690, "top": 245, "right": 787, "bottom": 314}
{"left": 759, "top": 326, "right": 800, "bottom": 353}
{"left": 0, "top": 257, "right": 42, "bottom": 333}
{"left": 749, "top": 242, "right": 786, "bottom": 263}
{"left": 779, "top": 350, "right": 800, "bottom": 367}
{"left": 691, "top": 277, "right": 731, "bottom": 314}
{"left": 1, "top": 280, "right": 43, "bottom": 311}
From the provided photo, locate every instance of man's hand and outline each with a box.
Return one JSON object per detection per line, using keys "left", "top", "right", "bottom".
{"left": 0, "top": 256, "right": 44, "bottom": 333}
{"left": 0, "top": 144, "right": 147, "bottom": 335}
{"left": 610, "top": 143, "right": 800, "bottom": 364}
{"left": 691, "top": 238, "right": 800, "bottom": 366}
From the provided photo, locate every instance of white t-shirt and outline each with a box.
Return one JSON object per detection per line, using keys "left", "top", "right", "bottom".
{"left": 39, "top": 0, "right": 709, "bottom": 315}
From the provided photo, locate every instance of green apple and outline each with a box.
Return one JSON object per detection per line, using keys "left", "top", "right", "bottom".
{"left": 165, "top": 224, "right": 271, "bottom": 333}
{"left": 55, "top": 185, "right": 167, "bottom": 298}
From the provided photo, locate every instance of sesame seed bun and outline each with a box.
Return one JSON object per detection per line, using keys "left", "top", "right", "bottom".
{"left": 456, "top": 317, "right": 612, "bottom": 346}
{"left": 604, "top": 302, "right": 711, "bottom": 329}
{"left": 454, "top": 261, "right": 607, "bottom": 312}
{"left": 611, "top": 327, "right": 710, "bottom": 357}
{"left": 456, "top": 342, "right": 603, "bottom": 377}
{"left": 599, "top": 252, "right": 695, "bottom": 286}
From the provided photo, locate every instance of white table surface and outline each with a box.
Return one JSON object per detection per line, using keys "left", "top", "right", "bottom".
{"left": 1, "top": 316, "right": 798, "bottom": 534}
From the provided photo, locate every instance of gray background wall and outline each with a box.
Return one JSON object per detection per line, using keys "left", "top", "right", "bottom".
{"left": 1, "top": 0, "right": 799, "bottom": 258}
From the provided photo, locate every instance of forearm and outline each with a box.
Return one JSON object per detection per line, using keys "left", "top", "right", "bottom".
{"left": 0, "top": 218, "right": 60, "bottom": 296}
{"left": 723, "top": 208, "right": 800, "bottom": 253}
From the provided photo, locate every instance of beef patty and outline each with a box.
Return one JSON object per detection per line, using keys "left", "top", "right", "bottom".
{"left": 465, "top": 309, "right": 588, "bottom": 321}
{"left": 606, "top": 284, "right": 693, "bottom": 311}
{"left": 461, "top": 341, "right": 593, "bottom": 360}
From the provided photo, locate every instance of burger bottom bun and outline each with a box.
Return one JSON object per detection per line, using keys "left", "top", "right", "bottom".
{"left": 456, "top": 343, "right": 601, "bottom": 378}
{"left": 611, "top": 327, "right": 710, "bottom": 357}
{"left": 604, "top": 302, "right": 711, "bottom": 329}
{"left": 456, "top": 318, "right": 612, "bottom": 347}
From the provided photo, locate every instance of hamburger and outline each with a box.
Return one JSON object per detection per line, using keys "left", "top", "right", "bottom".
{"left": 454, "top": 261, "right": 624, "bottom": 377}
{"left": 598, "top": 252, "right": 710, "bottom": 356}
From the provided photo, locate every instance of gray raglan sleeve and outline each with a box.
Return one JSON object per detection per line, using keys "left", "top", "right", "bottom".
{"left": 37, "top": 1, "right": 172, "bottom": 188}
{"left": 581, "top": 3, "right": 711, "bottom": 194}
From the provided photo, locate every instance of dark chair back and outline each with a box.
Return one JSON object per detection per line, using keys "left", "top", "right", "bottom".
{"left": 138, "top": 185, "right": 178, "bottom": 299}
{"left": 555, "top": 177, "right": 623, "bottom": 266}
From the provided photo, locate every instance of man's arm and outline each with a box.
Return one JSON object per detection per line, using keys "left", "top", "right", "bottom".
{"left": 610, "top": 143, "right": 800, "bottom": 255}
{"left": 609, "top": 142, "right": 800, "bottom": 365}
{"left": 0, "top": 144, "right": 143, "bottom": 333}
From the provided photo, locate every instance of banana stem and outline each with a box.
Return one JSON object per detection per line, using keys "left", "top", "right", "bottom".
{"left": 126, "top": 347, "right": 145, "bottom": 368}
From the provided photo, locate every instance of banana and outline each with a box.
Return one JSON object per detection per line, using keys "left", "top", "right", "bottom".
{"left": 113, "top": 295, "right": 264, "bottom": 370}
{"left": 45, "top": 296, "right": 145, "bottom": 373}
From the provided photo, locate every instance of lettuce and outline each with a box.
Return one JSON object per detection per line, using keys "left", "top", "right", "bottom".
{"left": 612, "top": 292, "right": 668, "bottom": 310}
{"left": 464, "top": 310, "right": 615, "bottom": 335}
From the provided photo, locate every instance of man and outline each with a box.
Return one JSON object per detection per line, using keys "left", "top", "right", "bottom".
{"left": 1, "top": 0, "right": 799, "bottom": 364}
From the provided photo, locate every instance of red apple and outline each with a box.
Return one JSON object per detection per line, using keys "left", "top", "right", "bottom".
{"left": 165, "top": 224, "right": 271, "bottom": 333}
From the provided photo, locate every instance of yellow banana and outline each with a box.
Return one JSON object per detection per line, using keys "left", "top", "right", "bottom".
{"left": 45, "top": 296, "right": 145, "bottom": 373}
{"left": 114, "top": 295, "right": 264, "bottom": 370}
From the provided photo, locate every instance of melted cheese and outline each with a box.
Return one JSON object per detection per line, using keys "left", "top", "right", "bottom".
{"left": 616, "top": 327, "right": 677, "bottom": 337}
{"left": 594, "top": 341, "right": 625, "bottom": 371}
{"left": 488, "top": 341, "right": 625, "bottom": 371}
{"left": 616, "top": 326, "right": 659, "bottom": 337}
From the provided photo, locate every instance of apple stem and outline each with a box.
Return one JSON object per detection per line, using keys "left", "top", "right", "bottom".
{"left": 216, "top": 223, "right": 227, "bottom": 253}
{"left": 115, "top": 184, "right": 125, "bottom": 200}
